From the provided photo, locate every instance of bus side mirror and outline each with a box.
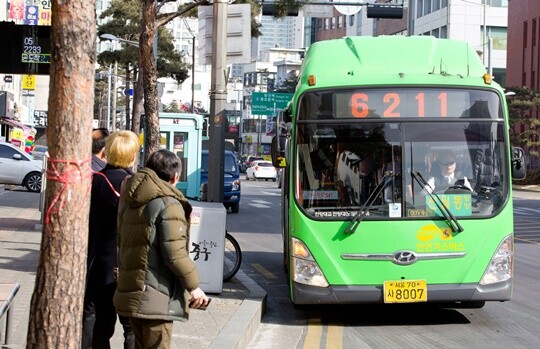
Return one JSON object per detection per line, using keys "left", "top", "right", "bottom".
{"left": 511, "top": 146, "right": 526, "bottom": 180}
{"left": 271, "top": 135, "right": 287, "bottom": 168}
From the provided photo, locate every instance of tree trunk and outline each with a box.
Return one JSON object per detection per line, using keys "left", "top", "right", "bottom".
{"left": 131, "top": 66, "right": 143, "bottom": 137}
{"left": 141, "top": 0, "right": 160, "bottom": 163}
{"left": 26, "top": 1, "right": 95, "bottom": 348}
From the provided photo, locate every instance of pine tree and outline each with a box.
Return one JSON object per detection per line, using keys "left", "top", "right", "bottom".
{"left": 26, "top": 1, "right": 95, "bottom": 346}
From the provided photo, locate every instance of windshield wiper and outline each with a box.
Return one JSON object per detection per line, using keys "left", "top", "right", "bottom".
{"left": 344, "top": 171, "right": 395, "bottom": 235}
{"left": 411, "top": 171, "right": 464, "bottom": 233}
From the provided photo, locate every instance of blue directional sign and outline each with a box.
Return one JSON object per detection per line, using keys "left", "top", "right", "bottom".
{"left": 122, "top": 88, "right": 134, "bottom": 96}
{"left": 251, "top": 92, "right": 293, "bottom": 116}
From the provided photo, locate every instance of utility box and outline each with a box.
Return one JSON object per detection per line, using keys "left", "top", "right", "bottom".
{"left": 188, "top": 201, "right": 226, "bottom": 293}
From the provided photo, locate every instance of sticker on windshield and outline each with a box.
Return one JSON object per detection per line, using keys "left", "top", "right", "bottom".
{"left": 426, "top": 194, "right": 472, "bottom": 217}
{"left": 389, "top": 203, "right": 401, "bottom": 217}
{"left": 304, "top": 190, "right": 338, "bottom": 200}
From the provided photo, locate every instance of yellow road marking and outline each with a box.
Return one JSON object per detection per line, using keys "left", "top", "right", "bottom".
{"left": 304, "top": 318, "right": 322, "bottom": 349}
{"left": 326, "top": 324, "right": 343, "bottom": 349}
{"left": 251, "top": 263, "right": 278, "bottom": 279}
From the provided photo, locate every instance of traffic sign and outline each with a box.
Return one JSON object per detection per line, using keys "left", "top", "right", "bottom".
{"left": 122, "top": 88, "right": 133, "bottom": 96}
{"left": 251, "top": 92, "right": 293, "bottom": 116}
{"left": 22, "top": 74, "right": 35, "bottom": 90}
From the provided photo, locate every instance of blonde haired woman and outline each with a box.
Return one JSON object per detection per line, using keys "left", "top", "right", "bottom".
{"left": 83, "top": 130, "right": 140, "bottom": 349}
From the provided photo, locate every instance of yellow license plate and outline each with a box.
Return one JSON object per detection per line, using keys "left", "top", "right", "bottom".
{"left": 383, "top": 280, "right": 427, "bottom": 303}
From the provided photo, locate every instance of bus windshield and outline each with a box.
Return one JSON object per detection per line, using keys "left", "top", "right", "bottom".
{"left": 295, "top": 89, "right": 508, "bottom": 220}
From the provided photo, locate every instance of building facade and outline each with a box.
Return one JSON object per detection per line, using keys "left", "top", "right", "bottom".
{"left": 506, "top": 0, "right": 540, "bottom": 89}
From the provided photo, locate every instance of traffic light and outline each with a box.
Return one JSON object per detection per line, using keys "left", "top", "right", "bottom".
{"left": 366, "top": 4, "right": 404, "bottom": 19}
{"left": 261, "top": 4, "right": 299, "bottom": 17}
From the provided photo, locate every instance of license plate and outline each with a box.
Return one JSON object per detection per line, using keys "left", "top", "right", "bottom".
{"left": 383, "top": 280, "right": 427, "bottom": 303}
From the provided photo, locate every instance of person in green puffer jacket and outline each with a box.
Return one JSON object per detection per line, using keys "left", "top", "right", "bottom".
{"left": 114, "top": 149, "right": 209, "bottom": 348}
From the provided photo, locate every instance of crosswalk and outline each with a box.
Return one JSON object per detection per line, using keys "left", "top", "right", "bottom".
{"left": 513, "top": 206, "right": 540, "bottom": 217}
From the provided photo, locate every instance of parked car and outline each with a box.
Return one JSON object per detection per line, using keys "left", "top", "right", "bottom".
{"left": 30, "top": 145, "right": 48, "bottom": 161}
{"left": 200, "top": 150, "right": 241, "bottom": 213}
{"left": 276, "top": 168, "right": 283, "bottom": 188}
{"left": 241, "top": 155, "right": 263, "bottom": 173}
{"left": 0, "top": 142, "right": 43, "bottom": 192}
{"left": 245, "top": 160, "right": 277, "bottom": 181}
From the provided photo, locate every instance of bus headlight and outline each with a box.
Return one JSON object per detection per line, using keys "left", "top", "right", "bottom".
{"left": 231, "top": 180, "right": 240, "bottom": 191}
{"left": 480, "top": 235, "right": 513, "bottom": 285}
{"left": 291, "top": 237, "right": 329, "bottom": 287}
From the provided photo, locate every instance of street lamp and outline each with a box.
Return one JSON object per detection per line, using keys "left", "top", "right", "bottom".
{"left": 100, "top": 33, "right": 139, "bottom": 48}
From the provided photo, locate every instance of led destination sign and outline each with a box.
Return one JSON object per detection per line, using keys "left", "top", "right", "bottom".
{"left": 333, "top": 88, "right": 501, "bottom": 119}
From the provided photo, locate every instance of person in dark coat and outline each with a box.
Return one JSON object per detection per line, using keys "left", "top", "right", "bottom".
{"left": 83, "top": 130, "right": 140, "bottom": 349}
{"left": 91, "top": 128, "right": 109, "bottom": 172}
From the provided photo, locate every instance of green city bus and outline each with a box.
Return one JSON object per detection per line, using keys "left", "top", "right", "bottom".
{"left": 271, "top": 36, "right": 526, "bottom": 307}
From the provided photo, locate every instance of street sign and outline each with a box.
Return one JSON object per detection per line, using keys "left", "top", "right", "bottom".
{"left": 122, "top": 88, "right": 133, "bottom": 96}
{"left": 197, "top": 4, "right": 251, "bottom": 65}
{"left": 22, "top": 74, "right": 35, "bottom": 90}
{"left": 251, "top": 92, "right": 293, "bottom": 116}
{"left": 3, "top": 75, "right": 13, "bottom": 83}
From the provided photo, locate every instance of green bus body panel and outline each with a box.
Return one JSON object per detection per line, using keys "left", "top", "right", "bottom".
{"left": 289, "top": 204, "right": 513, "bottom": 286}
{"left": 297, "top": 36, "right": 488, "bottom": 93}
{"left": 284, "top": 36, "right": 514, "bottom": 298}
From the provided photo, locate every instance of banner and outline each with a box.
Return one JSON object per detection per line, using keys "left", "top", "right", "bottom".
{"left": 39, "top": 1, "right": 52, "bottom": 26}
{"left": 9, "top": 0, "right": 26, "bottom": 20}
{"left": 25, "top": 6, "right": 39, "bottom": 25}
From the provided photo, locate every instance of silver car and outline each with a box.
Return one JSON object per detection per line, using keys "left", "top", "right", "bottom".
{"left": 0, "top": 142, "right": 43, "bottom": 192}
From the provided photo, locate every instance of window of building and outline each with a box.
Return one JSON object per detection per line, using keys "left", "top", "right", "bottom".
{"left": 338, "top": 16, "right": 343, "bottom": 28}
{"left": 534, "top": 19, "right": 537, "bottom": 46}
{"left": 349, "top": 15, "right": 355, "bottom": 27}
{"left": 440, "top": 25, "right": 447, "bottom": 39}
{"left": 417, "top": 0, "right": 423, "bottom": 18}
{"left": 423, "top": 0, "right": 432, "bottom": 16}
{"left": 481, "top": 26, "right": 508, "bottom": 50}
{"left": 431, "top": 28, "right": 440, "bottom": 38}
{"left": 324, "top": 19, "right": 329, "bottom": 30}
{"left": 492, "top": 68, "right": 506, "bottom": 88}
{"left": 483, "top": 0, "right": 508, "bottom": 7}
{"left": 331, "top": 17, "right": 336, "bottom": 29}
{"left": 433, "top": 0, "right": 441, "bottom": 11}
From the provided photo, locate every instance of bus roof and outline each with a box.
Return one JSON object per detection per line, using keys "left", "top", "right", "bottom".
{"left": 299, "top": 36, "right": 490, "bottom": 89}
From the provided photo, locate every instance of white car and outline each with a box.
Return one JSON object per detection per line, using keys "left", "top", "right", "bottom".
{"left": 245, "top": 160, "right": 277, "bottom": 181}
{"left": 0, "top": 142, "right": 43, "bottom": 192}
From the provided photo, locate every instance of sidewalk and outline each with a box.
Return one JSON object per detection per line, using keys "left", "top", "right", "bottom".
{"left": 0, "top": 186, "right": 266, "bottom": 348}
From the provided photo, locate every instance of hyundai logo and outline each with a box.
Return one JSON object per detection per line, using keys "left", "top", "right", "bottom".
{"left": 392, "top": 250, "right": 418, "bottom": 265}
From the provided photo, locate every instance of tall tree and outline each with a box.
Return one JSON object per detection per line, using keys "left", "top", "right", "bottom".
{"left": 26, "top": 1, "right": 95, "bottom": 347}
{"left": 140, "top": 0, "right": 265, "bottom": 162}
{"left": 275, "top": 70, "right": 299, "bottom": 93}
{"left": 506, "top": 86, "right": 540, "bottom": 158}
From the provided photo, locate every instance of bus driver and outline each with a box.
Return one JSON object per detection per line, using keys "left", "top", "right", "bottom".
{"left": 424, "top": 150, "right": 472, "bottom": 193}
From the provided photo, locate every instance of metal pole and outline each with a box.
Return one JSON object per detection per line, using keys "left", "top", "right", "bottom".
{"left": 107, "top": 64, "right": 112, "bottom": 130}
{"left": 207, "top": 0, "right": 228, "bottom": 203}
{"left": 191, "top": 37, "right": 196, "bottom": 112}
{"left": 483, "top": 0, "right": 487, "bottom": 67}
{"left": 488, "top": 37, "right": 493, "bottom": 76}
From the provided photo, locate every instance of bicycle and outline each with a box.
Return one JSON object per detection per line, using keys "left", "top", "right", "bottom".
{"left": 223, "top": 231, "right": 242, "bottom": 281}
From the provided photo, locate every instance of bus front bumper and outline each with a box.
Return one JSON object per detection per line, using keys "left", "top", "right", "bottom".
{"left": 291, "top": 279, "right": 512, "bottom": 304}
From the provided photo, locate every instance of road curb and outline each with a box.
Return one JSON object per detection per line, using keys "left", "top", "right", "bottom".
{"left": 209, "top": 269, "right": 267, "bottom": 349}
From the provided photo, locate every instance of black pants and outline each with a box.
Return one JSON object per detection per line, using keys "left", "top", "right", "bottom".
{"left": 82, "top": 282, "right": 134, "bottom": 349}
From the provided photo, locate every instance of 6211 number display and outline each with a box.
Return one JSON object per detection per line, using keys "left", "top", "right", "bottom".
{"left": 333, "top": 88, "right": 500, "bottom": 119}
